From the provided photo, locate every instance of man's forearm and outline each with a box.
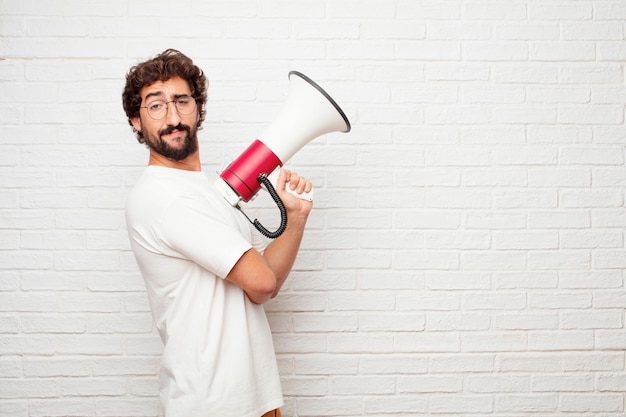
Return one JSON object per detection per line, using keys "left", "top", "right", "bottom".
{"left": 263, "top": 212, "right": 308, "bottom": 298}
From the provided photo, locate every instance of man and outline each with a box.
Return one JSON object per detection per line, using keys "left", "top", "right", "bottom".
{"left": 122, "top": 49, "right": 312, "bottom": 417}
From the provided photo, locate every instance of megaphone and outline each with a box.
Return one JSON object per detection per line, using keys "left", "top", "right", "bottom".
{"left": 215, "top": 71, "right": 351, "bottom": 238}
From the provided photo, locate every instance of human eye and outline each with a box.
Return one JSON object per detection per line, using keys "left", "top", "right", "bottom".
{"left": 148, "top": 101, "right": 165, "bottom": 111}
{"left": 176, "top": 96, "right": 192, "bottom": 107}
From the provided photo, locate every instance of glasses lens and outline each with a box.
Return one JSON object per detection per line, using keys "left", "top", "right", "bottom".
{"left": 146, "top": 101, "right": 167, "bottom": 119}
{"left": 175, "top": 97, "right": 196, "bottom": 115}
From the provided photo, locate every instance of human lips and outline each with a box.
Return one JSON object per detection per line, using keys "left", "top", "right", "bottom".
{"left": 160, "top": 124, "right": 189, "bottom": 139}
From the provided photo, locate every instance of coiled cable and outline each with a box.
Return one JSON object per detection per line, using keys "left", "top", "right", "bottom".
{"left": 236, "top": 173, "right": 287, "bottom": 239}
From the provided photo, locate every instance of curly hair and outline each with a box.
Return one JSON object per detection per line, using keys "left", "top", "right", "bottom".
{"left": 122, "top": 49, "right": 208, "bottom": 144}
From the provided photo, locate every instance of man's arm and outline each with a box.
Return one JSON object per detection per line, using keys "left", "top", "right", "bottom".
{"left": 226, "top": 169, "right": 312, "bottom": 304}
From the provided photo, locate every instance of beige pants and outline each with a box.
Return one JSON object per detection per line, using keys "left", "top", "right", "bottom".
{"left": 261, "top": 409, "right": 282, "bottom": 417}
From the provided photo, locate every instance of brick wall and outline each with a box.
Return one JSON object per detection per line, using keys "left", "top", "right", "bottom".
{"left": 1, "top": 0, "right": 625, "bottom": 416}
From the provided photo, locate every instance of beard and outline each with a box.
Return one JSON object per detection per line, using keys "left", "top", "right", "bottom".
{"left": 143, "top": 122, "right": 198, "bottom": 161}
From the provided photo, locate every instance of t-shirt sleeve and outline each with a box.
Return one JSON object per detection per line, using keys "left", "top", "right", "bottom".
{"left": 157, "top": 195, "right": 252, "bottom": 279}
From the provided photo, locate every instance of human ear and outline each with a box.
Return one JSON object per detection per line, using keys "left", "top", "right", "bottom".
{"left": 131, "top": 116, "right": 142, "bottom": 133}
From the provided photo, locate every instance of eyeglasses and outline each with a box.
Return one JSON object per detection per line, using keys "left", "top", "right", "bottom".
{"left": 140, "top": 96, "right": 197, "bottom": 120}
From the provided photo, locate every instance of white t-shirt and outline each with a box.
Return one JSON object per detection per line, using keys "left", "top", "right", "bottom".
{"left": 126, "top": 166, "right": 283, "bottom": 417}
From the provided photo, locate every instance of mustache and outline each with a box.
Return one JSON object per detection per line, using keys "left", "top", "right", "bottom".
{"left": 160, "top": 123, "right": 190, "bottom": 136}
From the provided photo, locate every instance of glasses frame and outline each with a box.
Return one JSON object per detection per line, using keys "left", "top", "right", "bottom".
{"left": 139, "top": 95, "right": 198, "bottom": 120}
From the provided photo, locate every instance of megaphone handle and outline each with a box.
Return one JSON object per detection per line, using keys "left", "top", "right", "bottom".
{"left": 236, "top": 174, "right": 288, "bottom": 239}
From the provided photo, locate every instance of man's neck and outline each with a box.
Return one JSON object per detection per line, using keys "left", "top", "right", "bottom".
{"left": 148, "top": 150, "right": 202, "bottom": 171}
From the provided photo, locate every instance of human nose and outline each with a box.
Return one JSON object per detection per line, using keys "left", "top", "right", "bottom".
{"left": 164, "top": 100, "right": 181, "bottom": 125}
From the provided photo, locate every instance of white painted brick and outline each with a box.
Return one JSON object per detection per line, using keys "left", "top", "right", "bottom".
{"left": 529, "top": 292, "right": 592, "bottom": 310}
{"left": 426, "top": 62, "right": 490, "bottom": 81}
{"left": 328, "top": 333, "right": 394, "bottom": 354}
{"left": 466, "top": 374, "right": 529, "bottom": 393}
{"left": 494, "top": 272, "right": 558, "bottom": 289}
{"left": 562, "top": 352, "right": 624, "bottom": 372}
{"left": 273, "top": 334, "right": 327, "bottom": 354}
{"left": 560, "top": 393, "right": 624, "bottom": 412}
{"left": 357, "top": 270, "right": 423, "bottom": 290}
{"left": 0, "top": 293, "right": 55, "bottom": 313}
{"left": 528, "top": 86, "right": 590, "bottom": 104}
{"left": 528, "top": 250, "right": 591, "bottom": 270}
{"left": 59, "top": 377, "right": 126, "bottom": 396}
{"left": 529, "top": 3, "right": 592, "bottom": 20}
{"left": 464, "top": 292, "right": 527, "bottom": 310}
{"left": 430, "top": 354, "right": 494, "bottom": 373}
{"left": 493, "top": 190, "right": 558, "bottom": 209}
{"left": 561, "top": 63, "right": 624, "bottom": 84}
{"left": 95, "top": 398, "right": 159, "bottom": 417}
{"left": 332, "top": 376, "right": 395, "bottom": 395}
{"left": 394, "top": 250, "right": 459, "bottom": 270}
{"left": 465, "top": 211, "right": 527, "bottom": 230}
{"left": 292, "top": 313, "right": 357, "bottom": 332}
{"left": 496, "top": 23, "right": 559, "bottom": 41}
{"left": 91, "top": 357, "right": 159, "bottom": 377}
{"left": 560, "top": 271, "right": 623, "bottom": 289}
{"left": 461, "top": 251, "right": 527, "bottom": 271}
{"left": 430, "top": 394, "right": 493, "bottom": 413}
{"left": 428, "top": 228, "right": 491, "bottom": 249}
{"left": 427, "top": 22, "right": 491, "bottom": 40}
{"left": 359, "top": 355, "right": 427, "bottom": 375}
{"left": 21, "top": 314, "right": 86, "bottom": 334}
{"left": 294, "top": 353, "right": 359, "bottom": 375}
{"left": 290, "top": 271, "right": 356, "bottom": 291}
{"left": 530, "top": 42, "right": 596, "bottom": 61}
{"left": 495, "top": 313, "right": 558, "bottom": 330}
{"left": 464, "top": 41, "right": 529, "bottom": 61}
{"left": 593, "top": 249, "right": 626, "bottom": 269}
{"left": 87, "top": 313, "right": 154, "bottom": 334}
{"left": 425, "top": 189, "right": 492, "bottom": 208}
{"left": 281, "top": 376, "right": 328, "bottom": 397}
{"left": 528, "top": 331, "right": 595, "bottom": 351}
{"left": 560, "top": 230, "right": 623, "bottom": 249}
{"left": 397, "top": 40, "right": 461, "bottom": 61}
{"left": 364, "top": 395, "right": 428, "bottom": 414}
{"left": 493, "top": 230, "right": 559, "bottom": 250}
{"left": 394, "top": 332, "right": 460, "bottom": 353}
{"left": 528, "top": 168, "right": 590, "bottom": 187}
{"left": 496, "top": 353, "right": 562, "bottom": 373}
{"left": 528, "top": 210, "right": 590, "bottom": 229}
{"left": 595, "top": 330, "right": 626, "bottom": 350}
{"left": 20, "top": 272, "right": 85, "bottom": 291}
{"left": 596, "top": 373, "right": 626, "bottom": 392}
{"left": 426, "top": 272, "right": 490, "bottom": 290}
{"left": 128, "top": 377, "right": 159, "bottom": 397}
{"left": 296, "top": 397, "right": 362, "bottom": 417}
{"left": 593, "top": 290, "right": 626, "bottom": 308}
{"left": 528, "top": 125, "right": 593, "bottom": 144}
{"left": 0, "top": 400, "right": 27, "bottom": 417}
{"left": 396, "top": 210, "right": 460, "bottom": 230}
{"left": 329, "top": 291, "right": 396, "bottom": 312}
{"left": 426, "top": 312, "right": 490, "bottom": 331}
{"left": 359, "top": 312, "right": 425, "bottom": 332}
{"left": 562, "top": 22, "right": 624, "bottom": 41}
{"left": 0, "top": 315, "right": 19, "bottom": 333}
{"left": 397, "top": 292, "right": 461, "bottom": 311}
{"left": 494, "top": 394, "right": 558, "bottom": 412}
{"left": 399, "top": 1, "right": 461, "bottom": 20}
{"left": 399, "top": 375, "right": 461, "bottom": 393}
{"left": 598, "top": 41, "right": 626, "bottom": 61}
{"left": 560, "top": 189, "right": 623, "bottom": 208}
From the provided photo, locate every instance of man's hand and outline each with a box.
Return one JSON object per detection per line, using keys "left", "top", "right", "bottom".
{"left": 274, "top": 168, "right": 313, "bottom": 218}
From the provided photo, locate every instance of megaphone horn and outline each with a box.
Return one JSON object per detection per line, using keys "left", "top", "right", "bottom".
{"left": 217, "top": 71, "right": 351, "bottom": 205}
